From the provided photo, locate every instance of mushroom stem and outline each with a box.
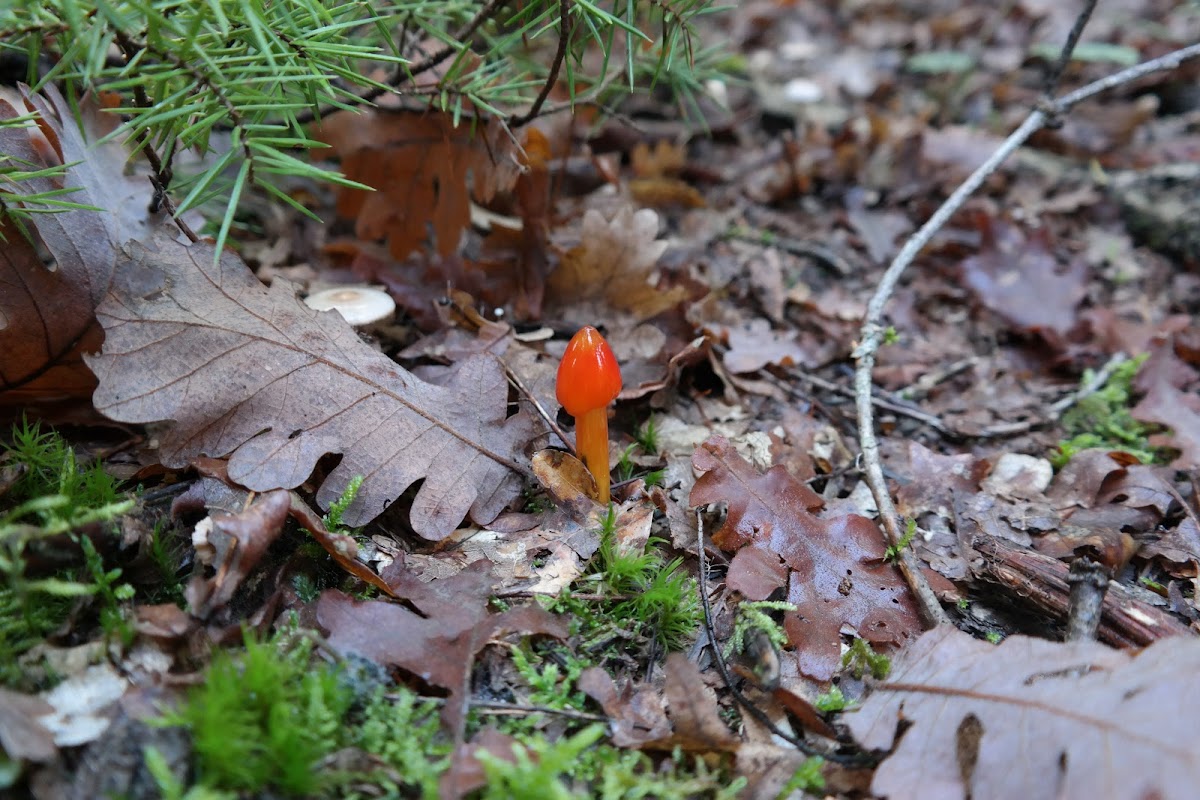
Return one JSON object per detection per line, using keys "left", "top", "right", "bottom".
{"left": 575, "top": 406, "right": 611, "bottom": 504}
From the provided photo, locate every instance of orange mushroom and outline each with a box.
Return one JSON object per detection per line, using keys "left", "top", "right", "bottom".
{"left": 556, "top": 326, "right": 622, "bottom": 504}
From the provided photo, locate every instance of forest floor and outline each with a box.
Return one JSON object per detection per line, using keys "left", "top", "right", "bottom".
{"left": 3, "top": 1, "right": 1200, "bottom": 798}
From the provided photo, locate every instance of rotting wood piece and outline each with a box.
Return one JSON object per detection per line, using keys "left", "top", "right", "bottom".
{"left": 971, "top": 535, "right": 1193, "bottom": 647}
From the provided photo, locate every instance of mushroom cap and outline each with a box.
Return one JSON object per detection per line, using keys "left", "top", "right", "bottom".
{"left": 556, "top": 326, "right": 622, "bottom": 416}
{"left": 304, "top": 286, "right": 395, "bottom": 326}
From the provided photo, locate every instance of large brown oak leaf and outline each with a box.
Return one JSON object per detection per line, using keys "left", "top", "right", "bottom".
{"left": 85, "top": 232, "right": 536, "bottom": 539}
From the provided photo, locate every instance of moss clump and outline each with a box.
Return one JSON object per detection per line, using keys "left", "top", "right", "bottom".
{"left": 161, "top": 630, "right": 353, "bottom": 796}
{"left": 1053, "top": 354, "right": 1158, "bottom": 467}
{"left": 0, "top": 419, "right": 135, "bottom": 688}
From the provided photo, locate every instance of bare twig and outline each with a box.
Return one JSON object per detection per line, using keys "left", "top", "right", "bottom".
{"left": 1041, "top": 0, "right": 1099, "bottom": 97}
{"left": 511, "top": 0, "right": 572, "bottom": 128}
{"left": 974, "top": 352, "right": 1128, "bottom": 438}
{"left": 851, "top": 31, "right": 1200, "bottom": 630}
{"left": 501, "top": 361, "right": 575, "bottom": 456}
{"left": 725, "top": 227, "right": 853, "bottom": 276}
{"left": 112, "top": 32, "right": 200, "bottom": 242}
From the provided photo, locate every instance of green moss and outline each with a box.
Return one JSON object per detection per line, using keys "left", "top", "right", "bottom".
{"left": 777, "top": 757, "right": 826, "bottom": 796}
{"left": 1053, "top": 354, "right": 1158, "bottom": 467}
{"left": 160, "top": 629, "right": 353, "bottom": 796}
{"left": 0, "top": 420, "right": 135, "bottom": 685}
{"left": 725, "top": 600, "right": 795, "bottom": 658}
{"left": 842, "top": 638, "right": 890, "bottom": 680}
{"left": 349, "top": 689, "right": 449, "bottom": 800}
{"left": 478, "top": 727, "right": 747, "bottom": 800}
{"left": 0, "top": 587, "right": 71, "bottom": 689}
{"left": 550, "top": 505, "right": 701, "bottom": 655}
{"left": 884, "top": 518, "right": 917, "bottom": 564}
{"left": 3, "top": 417, "right": 123, "bottom": 519}
{"left": 814, "top": 686, "right": 849, "bottom": 713}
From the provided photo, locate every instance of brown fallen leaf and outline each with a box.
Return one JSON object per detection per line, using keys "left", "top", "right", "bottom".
{"left": 1132, "top": 335, "right": 1200, "bottom": 469}
{"left": 628, "top": 178, "right": 706, "bottom": 209}
{"left": 960, "top": 218, "right": 1088, "bottom": 341}
{"left": 691, "top": 435, "right": 921, "bottom": 680}
{"left": 643, "top": 653, "right": 740, "bottom": 752}
{"left": 546, "top": 206, "right": 686, "bottom": 321}
{"left": 317, "top": 563, "right": 568, "bottom": 742}
{"left": 719, "top": 318, "right": 811, "bottom": 374}
{"left": 85, "top": 231, "right": 537, "bottom": 539}
{"left": 0, "top": 85, "right": 152, "bottom": 404}
{"left": 286, "top": 493, "right": 396, "bottom": 597}
{"left": 313, "top": 110, "right": 520, "bottom": 260}
{"left": 846, "top": 625, "right": 1200, "bottom": 800}
{"left": 631, "top": 140, "right": 687, "bottom": 178}
{"left": 577, "top": 667, "right": 672, "bottom": 747}
{"left": 440, "top": 727, "right": 522, "bottom": 800}
{"left": 0, "top": 688, "right": 57, "bottom": 764}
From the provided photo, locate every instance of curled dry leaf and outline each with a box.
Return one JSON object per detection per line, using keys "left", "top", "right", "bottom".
{"left": 644, "top": 653, "right": 741, "bottom": 753}
{"left": 546, "top": 206, "right": 686, "bottom": 321}
{"left": 85, "top": 231, "right": 537, "bottom": 539}
{"left": 313, "top": 110, "right": 521, "bottom": 260}
{"left": 186, "top": 489, "right": 291, "bottom": 618}
{"left": 847, "top": 626, "right": 1200, "bottom": 800}
{"left": 690, "top": 435, "right": 921, "bottom": 680}
{"left": 577, "top": 667, "right": 672, "bottom": 747}
{"left": 1132, "top": 336, "right": 1200, "bottom": 469}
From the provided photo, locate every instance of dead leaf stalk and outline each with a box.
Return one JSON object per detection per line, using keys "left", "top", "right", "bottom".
{"left": 500, "top": 359, "right": 576, "bottom": 457}
{"left": 1040, "top": 0, "right": 1099, "bottom": 98}
{"left": 386, "top": 694, "right": 608, "bottom": 724}
{"left": 853, "top": 39, "right": 1200, "bottom": 629}
{"left": 725, "top": 228, "right": 853, "bottom": 277}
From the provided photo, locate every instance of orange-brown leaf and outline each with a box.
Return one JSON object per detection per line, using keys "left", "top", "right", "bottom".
{"left": 314, "top": 110, "right": 520, "bottom": 260}
{"left": 546, "top": 206, "right": 686, "bottom": 321}
{"left": 690, "top": 435, "right": 921, "bottom": 680}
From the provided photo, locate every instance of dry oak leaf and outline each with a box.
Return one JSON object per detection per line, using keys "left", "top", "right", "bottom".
{"left": 85, "top": 231, "right": 536, "bottom": 539}
{"left": 846, "top": 625, "right": 1200, "bottom": 800}
{"left": 643, "top": 653, "right": 741, "bottom": 753}
{"left": 313, "top": 110, "right": 520, "bottom": 261}
{"left": 317, "top": 561, "right": 568, "bottom": 740}
{"left": 546, "top": 206, "right": 686, "bottom": 321}
{"left": 960, "top": 219, "right": 1089, "bottom": 340}
{"left": 1132, "top": 336, "right": 1200, "bottom": 469}
{"left": 690, "top": 435, "right": 921, "bottom": 680}
{"left": 0, "top": 85, "right": 152, "bottom": 403}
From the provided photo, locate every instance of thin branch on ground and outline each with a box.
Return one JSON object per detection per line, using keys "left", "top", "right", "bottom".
{"left": 1041, "top": 0, "right": 1099, "bottom": 98}
{"left": 851, "top": 23, "right": 1200, "bottom": 629}
{"left": 975, "top": 352, "right": 1128, "bottom": 438}
{"left": 511, "top": 0, "right": 572, "bottom": 128}
{"left": 725, "top": 228, "right": 853, "bottom": 276}
{"left": 778, "top": 365, "right": 955, "bottom": 436}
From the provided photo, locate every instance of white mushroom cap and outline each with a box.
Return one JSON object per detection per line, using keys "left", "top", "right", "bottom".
{"left": 304, "top": 286, "right": 395, "bottom": 326}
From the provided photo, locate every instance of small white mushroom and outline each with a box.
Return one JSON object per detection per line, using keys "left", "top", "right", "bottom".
{"left": 304, "top": 286, "right": 395, "bottom": 327}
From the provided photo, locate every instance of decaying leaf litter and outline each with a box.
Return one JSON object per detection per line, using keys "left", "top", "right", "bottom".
{"left": 3, "top": 1, "right": 1200, "bottom": 798}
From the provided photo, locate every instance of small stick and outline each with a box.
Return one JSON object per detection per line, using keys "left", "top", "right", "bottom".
{"left": 974, "top": 352, "right": 1129, "bottom": 438}
{"left": 1064, "top": 557, "right": 1109, "bottom": 642}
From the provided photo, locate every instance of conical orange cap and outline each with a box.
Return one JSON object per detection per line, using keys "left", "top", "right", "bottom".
{"left": 556, "top": 326, "right": 622, "bottom": 416}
